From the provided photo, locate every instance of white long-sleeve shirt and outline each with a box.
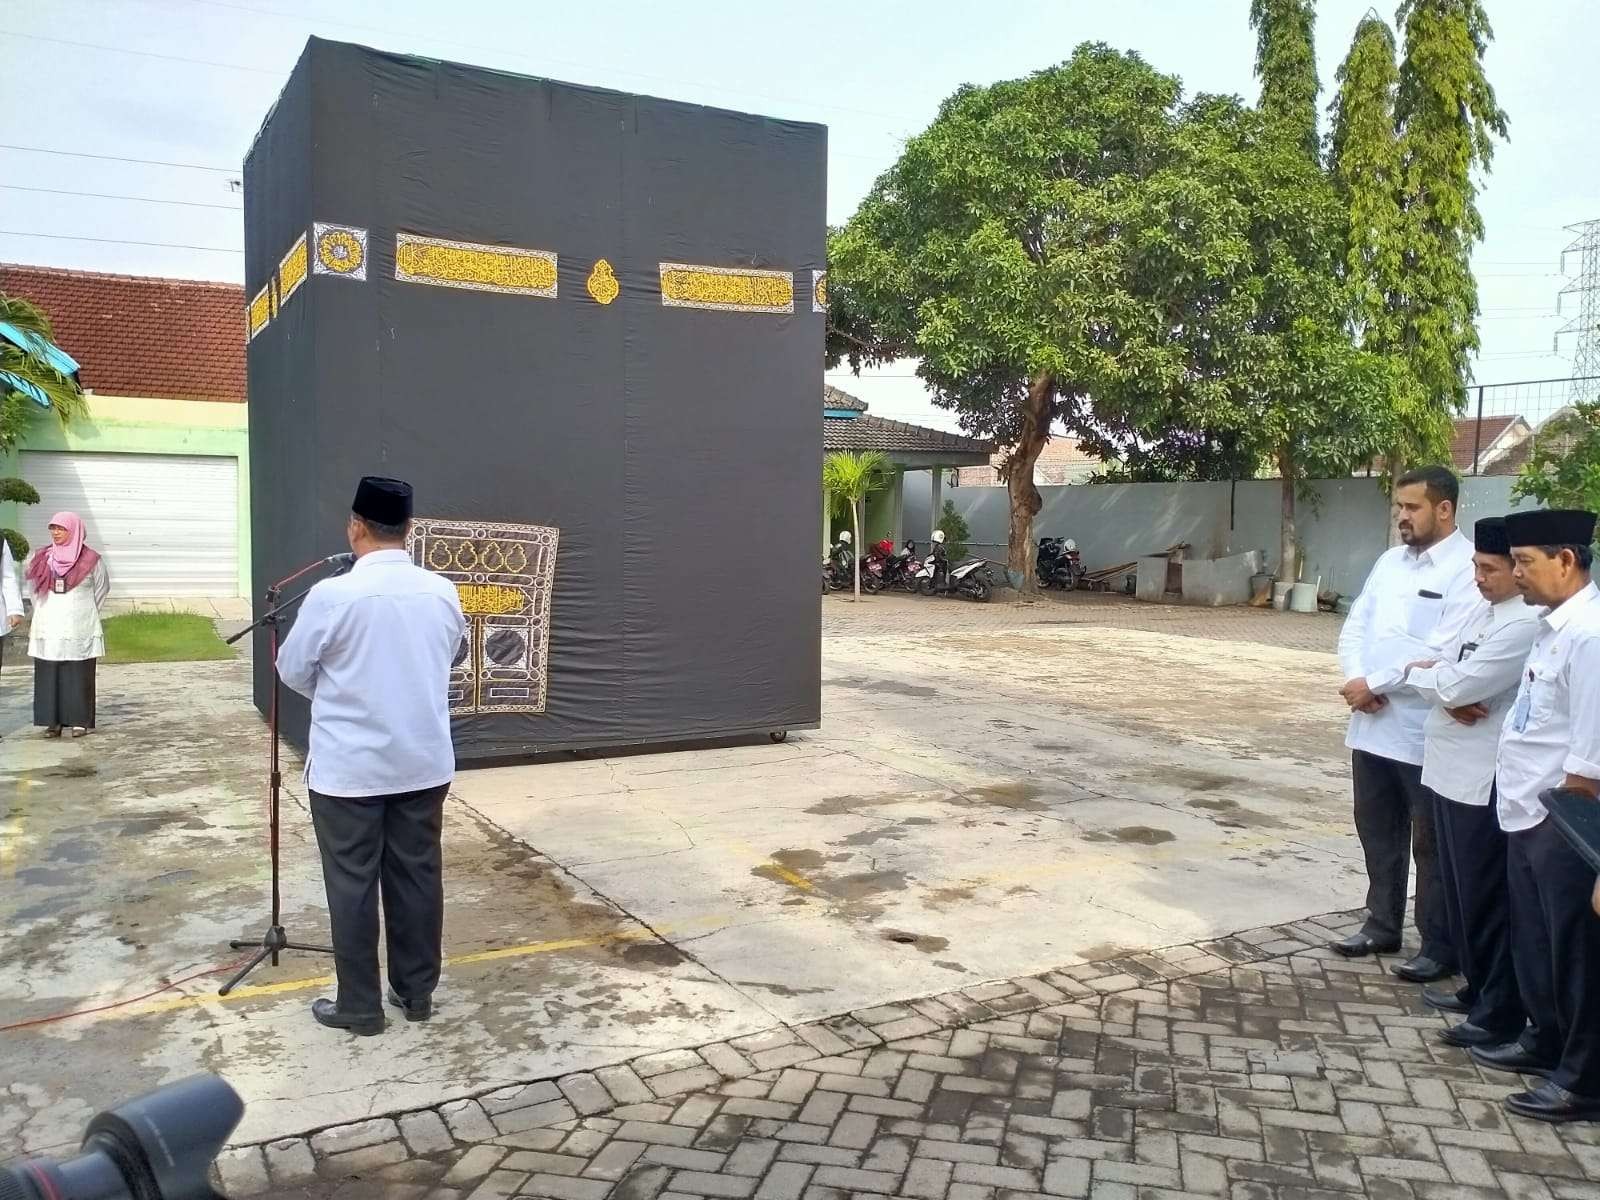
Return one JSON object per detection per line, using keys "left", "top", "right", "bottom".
{"left": 1400, "top": 594, "right": 1539, "bottom": 806}
{"left": 276, "top": 549, "right": 467, "bottom": 798}
{"left": 1337, "top": 528, "right": 1477, "bottom": 765}
{"left": 1495, "top": 582, "right": 1600, "bottom": 833}
{"left": 1, "top": 541, "right": 22, "bottom": 627}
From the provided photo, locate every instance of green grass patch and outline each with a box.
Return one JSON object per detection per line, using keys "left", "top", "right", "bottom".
{"left": 101, "top": 613, "right": 235, "bottom": 665}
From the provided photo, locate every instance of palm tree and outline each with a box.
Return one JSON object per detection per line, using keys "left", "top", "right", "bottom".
{"left": 1, "top": 293, "right": 85, "bottom": 559}
{"left": 822, "top": 450, "right": 889, "bottom": 601}
{"left": 0, "top": 293, "right": 85, "bottom": 453}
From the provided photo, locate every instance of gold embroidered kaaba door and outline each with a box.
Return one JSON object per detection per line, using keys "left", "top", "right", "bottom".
{"left": 407, "top": 519, "right": 559, "bottom": 715}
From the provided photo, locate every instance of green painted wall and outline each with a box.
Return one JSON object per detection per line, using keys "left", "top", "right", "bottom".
{"left": 0, "top": 395, "right": 251, "bottom": 596}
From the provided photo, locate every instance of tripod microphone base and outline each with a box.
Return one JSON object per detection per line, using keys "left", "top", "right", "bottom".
{"left": 219, "top": 925, "right": 335, "bottom": 996}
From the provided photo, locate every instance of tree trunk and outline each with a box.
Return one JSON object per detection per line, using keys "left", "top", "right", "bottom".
{"left": 851, "top": 498, "right": 861, "bottom": 602}
{"left": 1278, "top": 448, "right": 1298, "bottom": 586}
{"left": 1386, "top": 456, "right": 1403, "bottom": 548}
{"left": 1006, "top": 372, "right": 1054, "bottom": 594}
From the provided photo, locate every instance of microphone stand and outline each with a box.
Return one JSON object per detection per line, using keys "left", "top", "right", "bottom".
{"left": 216, "top": 558, "right": 349, "bottom": 995}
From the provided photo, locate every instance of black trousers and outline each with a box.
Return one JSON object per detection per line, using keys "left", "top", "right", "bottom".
{"left": 1433, "top": 788, "right": 1523, "bottom": 1037}
{"left": 309, "top": 783, "right": 448, "bottom": 1016}
{"left": 33, "top": 657, "right": 96, "bottom": 729}
{"left": 1352, "top": 750, "right": 1453, "bottom": 962}
{"left": 1506, "top": 817, "right": 1600, "bottom": 1096}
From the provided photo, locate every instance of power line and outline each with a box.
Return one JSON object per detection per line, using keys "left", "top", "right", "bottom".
{"left": 0, "top": 184, "right": 241, "bottom": 211}
{"left": 176, "top": 0, "right": 923, "bottom": 129}
{"left": 0, "top": 31, "right": 280, "bottom": 74}
{"left": 0, "top": 144, "right": 236, "bottom": 173}
{"left": 0, "top": 230, "right": 242, "bottom": 253}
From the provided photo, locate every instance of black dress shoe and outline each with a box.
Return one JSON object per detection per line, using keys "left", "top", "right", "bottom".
{"left": 1505, "top": 1081, "right": 1600, "bottom": 1123}
{"left": 1330, "top": 933, "right": 1401, "bottom": 958}
{"left": 1470, "top": 1042, "right": 1555, "bottom": 1078}
{"left": 311, "top": 998, "right": 384, "bottom": 1036}
{"left": 1422, "top": 985, "right": 1471, "bottom": 1014}
{"left": 386, "top": 986, "right": 432, "bottom": 1023}
{"left": 1438, "top": 1021, "right": 1509, "bottom": 1049}
{"left": 1392, "top": 954, "right": 1454, "bottom": 983}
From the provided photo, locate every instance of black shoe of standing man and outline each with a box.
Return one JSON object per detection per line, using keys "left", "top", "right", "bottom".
{"left": 387, "top": 987, "right": 432, "bottom": 1023}
{"left": 1504, "top": 1081, "right": 1600, "bottom": 1124}
{"left": 1470, "top": 1041, "right": 1556, "bottom": 1079}
{"left": 311, "top": 998, "right": 385, "bottom": 1036}
{"left": 1392, "top": 954, "right": 1453, "bottom": 983}
{"left": 1437, "top": 1021, "right": 1509, "bottom": 1049}
{"left": 1329, "top": 933, "right": 1401, "bottom": 958}
{"left": 1422, "top": 984, "right": 1471, "bottom": 1014}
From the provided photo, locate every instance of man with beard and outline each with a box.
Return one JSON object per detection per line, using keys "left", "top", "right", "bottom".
{"left": 1332, "top": 466, "right": 1479, "bottom": 983}
{"left": 1386, "top": 517, "right": 1539, "bottom": 1047}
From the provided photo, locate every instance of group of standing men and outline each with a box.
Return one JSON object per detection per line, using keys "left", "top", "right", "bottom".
{"left": 1336, "top": 465, "right": 1600, "bottom": 1123}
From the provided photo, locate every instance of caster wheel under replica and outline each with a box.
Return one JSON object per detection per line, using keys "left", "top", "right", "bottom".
{"left": 770, "top": 731, "right": 789, "bottom": 744}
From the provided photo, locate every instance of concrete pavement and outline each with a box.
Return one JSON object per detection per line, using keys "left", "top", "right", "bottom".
{"left": 0, "top": 594, "right": 1367, "bottom": 1164}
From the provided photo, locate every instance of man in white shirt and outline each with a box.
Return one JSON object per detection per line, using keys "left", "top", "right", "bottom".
{"left": 1388, "top": 517, "right": 1539, "bottom": 1048}
{"left": 1, "top": 537, "right": 22, "bottom": 739}
{"left": 1470, "top": 507, "right": 1600, "bottom": 1123}
{"left": 1332, "top": 466, "right": 1478, "bottom": 980}
{"left": 277, "top": 476, "right": 467, "bottom": 1035}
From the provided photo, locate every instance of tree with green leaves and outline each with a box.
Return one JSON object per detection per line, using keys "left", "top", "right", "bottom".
{"left": 1329, "top": 2, "right": 1507, "bottom": 484}
{"left": 1, "top": 293, "right": 85, "bottom": 451}
{"left": 1, "top": 293, "right": 85, "bottom": 560}
{"left": 1513, "top": 402, "right": 1600, "bottom": 515}
{"left": 821, "top": 450, "right": 888, "bottom": 600}
{"left": 1251, "top": 0, "right": 1320, "bottom": 160}
{"left": 829, "top": 43, "right": 1408, "bottom": 590}
{"left": 828, "top": 45, "right": 1189, "bottom": 593}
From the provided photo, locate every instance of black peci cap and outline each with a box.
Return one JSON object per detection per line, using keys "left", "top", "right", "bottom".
{"left": 352, "top": 476, "right": 413, "bottom": 525}
{"left": 1505, "top": 508, "right": 1596, "bottom": 548}
{"left": 1474, "top": 517, "right": 1511, "bottom": 557}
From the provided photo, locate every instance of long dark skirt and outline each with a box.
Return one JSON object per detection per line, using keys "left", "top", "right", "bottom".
{"left": 34, "top": 657, "right": 97, "bottom": 730}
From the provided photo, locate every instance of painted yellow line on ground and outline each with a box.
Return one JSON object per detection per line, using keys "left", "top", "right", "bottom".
{"left": 85, "top": 918, "right": 731, "bottom": 1023}
{"left": 763, "top": 863, "right": 816, "bottom": 892}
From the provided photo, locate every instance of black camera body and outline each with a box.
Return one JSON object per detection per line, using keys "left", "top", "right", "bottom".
{"left": 0, "top": 1075, "right": 243, "bottom": 1200}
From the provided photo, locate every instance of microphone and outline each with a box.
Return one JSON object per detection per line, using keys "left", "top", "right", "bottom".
{"left": 324, "top": 552, "right": 357, "bottom": 569}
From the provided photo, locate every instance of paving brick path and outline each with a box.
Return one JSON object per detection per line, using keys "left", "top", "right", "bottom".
{"left": 220, "top": 908, "right": 1600, "bottom": 1200}
{"left": 822, "top": 593, "right": 1341, "bottom": 655}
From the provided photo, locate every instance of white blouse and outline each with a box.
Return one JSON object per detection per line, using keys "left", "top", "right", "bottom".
{"left": 28, "top": 557, "right": 110, "bottom": 662}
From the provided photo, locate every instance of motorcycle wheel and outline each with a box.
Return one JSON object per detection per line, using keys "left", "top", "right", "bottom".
{"left": 862, "top": 574, "right": 884, "bottom": 594}
{"left": 967, "top": 576, "right": 992, "bottom": 602}
{"left": 916, "top": 577, "right": 936, "bottom": 596}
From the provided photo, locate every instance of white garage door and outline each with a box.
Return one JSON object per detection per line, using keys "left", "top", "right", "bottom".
{"left": 19, "top": 451, "right": 239, "bottom": 598}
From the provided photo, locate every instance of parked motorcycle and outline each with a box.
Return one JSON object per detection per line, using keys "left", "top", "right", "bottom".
{"left": 914, "top": 534, "right": 993, "bottom": 601}
{"left": 823, "top": 531, "right": 855, "bottom": 592}
{"left": 1036, "top": 536, "right": 1085, "bottom": 590}
{"left": 882, "top": 539, "right": 923, "bottom": 591}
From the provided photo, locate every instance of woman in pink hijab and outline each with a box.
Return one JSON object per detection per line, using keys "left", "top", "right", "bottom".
{"left": 26, "top": 511, "right": 110, "bottom": 737}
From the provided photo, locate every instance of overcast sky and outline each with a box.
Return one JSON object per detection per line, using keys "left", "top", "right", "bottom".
{"left": 2, "top": 0, "right": 1592, "bottom": 430}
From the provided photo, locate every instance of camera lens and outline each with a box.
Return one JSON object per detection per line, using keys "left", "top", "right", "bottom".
{"left": 0, "top": 1075, "right": 243, "bottom": 1200}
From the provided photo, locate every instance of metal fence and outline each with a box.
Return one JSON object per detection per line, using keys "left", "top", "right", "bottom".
{"left": 1460, "top": 374, "right": 1599, "bottom": 476}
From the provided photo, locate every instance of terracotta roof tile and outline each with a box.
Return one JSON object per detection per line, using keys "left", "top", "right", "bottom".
{"left": 824, "top": 413, "right": 990, "bottom": 458}
{"left": 1450, "top": 414, "right": 1517, "bottom": 471}
{"left": 0, "top": 264, "right": 245, "bottom": 403}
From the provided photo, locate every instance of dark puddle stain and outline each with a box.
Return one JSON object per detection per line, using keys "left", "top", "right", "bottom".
{"left": 615, "top": 940, "right": 688, "bottom": 969}
{"left": 1186, "top": 797, "right": 1286, "bottom": 830}
{"left": 1033, "top": 741, "right": 1076, "bottom": 753}
{"left": 807, "top": 792, "right": 917, "bottom": 816}
{"left": 1084, "top": 826, "right": 1176, "bottom": 845}
{"left": 880, "top": 928, "right": 950, "bottom": 953}
{"left": 827, "top": 676, "right": 938, "bottom": 699}
{"left": 772, "top": 848, "right": 827, "bottom": 870}
{"left": 841, "top": 827, "right": 904, "bottom": 847}
{"left": 15, "top": 866, "right": 78, "bottom": 886}
{"left": 926, "top": 885, "right": 977, "bottom": 907}
{"left": 901, "top": 817, "right": 934, "bottom": 826}
{"left": 734, "top": 979, "right": 829, "bottom": 997}
{"left": 933, "top": 960, "right": 970, "bottom": 973}
{"left": 963, "top": 782, "right": 1049, "bottom": 812}
{"left": 46, "top": 838, "right": 97, "bottom": 865}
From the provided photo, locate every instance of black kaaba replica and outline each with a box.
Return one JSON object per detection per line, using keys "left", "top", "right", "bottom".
{"left": 245, "top": 38, "right": 824, "bottom": 760}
